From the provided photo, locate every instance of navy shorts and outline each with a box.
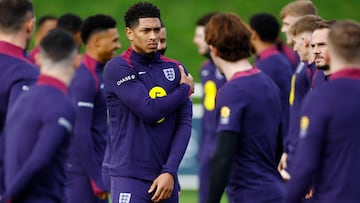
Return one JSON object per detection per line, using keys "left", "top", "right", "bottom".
{"left": 111, "top": 176, "right": 178, "bottom": 203}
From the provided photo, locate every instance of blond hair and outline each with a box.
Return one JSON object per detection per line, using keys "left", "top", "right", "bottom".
{"left": 280, "top": 0, "right": 317, "bottom": 19}
{"left": 288, "top": 15, "right": 322, "bottom": 36}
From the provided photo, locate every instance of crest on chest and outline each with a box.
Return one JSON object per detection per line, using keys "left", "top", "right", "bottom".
{"left": 163, "top": 68, "right": 176, "bottom": 81}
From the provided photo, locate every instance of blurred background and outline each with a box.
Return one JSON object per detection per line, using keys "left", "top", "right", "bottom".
{"left": 31, "top": 1, "right": 360, "bottom": 202}
{"left": 32, "top": 0, "right": 360, "bottom": 82}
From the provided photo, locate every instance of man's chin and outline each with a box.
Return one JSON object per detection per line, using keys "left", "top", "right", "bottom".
{"left": 317, "top": 64, "right": 330, "bottom": 71}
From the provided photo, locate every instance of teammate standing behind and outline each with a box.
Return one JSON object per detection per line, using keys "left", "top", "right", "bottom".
{"left": 311, "top": 20, "right": 336, "bottom": 87}
{"left": 192, "top": 12, "right": 226, "bottom": 203}
{"left": 66, "top": 14, "right": 121, "bottom": 203}
{"left": 158, "top": 21, "right": 167, "bottom": 55}
{"left": 0, "top": 0, "right": 39, "bottom": 193}
{"left": 205, "top": 13, "right": 284, "bottom": 203}
{"left": 249, "top": 13, "right": 292, "bottom": 154}
{"left": 104, "top": 2, "right": 194, "bottom": 203}
{"left": 58, "top": 13, "right": 83, "bottom": 51}
{"left": 285, "top": 20, "right": 360, "bottom": 203}
{"left": 279, "top": 0, "right": 317, "bottom": 73}
{"left": 1, "top": 29, "right": 79, "bottom": 203}
{"left": 28, "top": 15, "right": 57, "bottom": 64}
{"left": 280, "top": 0, "right": 317, "bottom": 46}
{"left": 278, "top": 15, "right": 322, "bottom": 179}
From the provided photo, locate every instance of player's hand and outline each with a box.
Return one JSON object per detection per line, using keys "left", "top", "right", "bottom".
{"left": 178, "top": 65, "right": 194, "bottom": 95}
{"left": 278, "top": 153, "right": 291, "bottom": 181}
{"left": 148, "top": 173, "right": 174, "bottom": 202}
{"left": 304, "top": 188, "right": 314, "bottom": 199}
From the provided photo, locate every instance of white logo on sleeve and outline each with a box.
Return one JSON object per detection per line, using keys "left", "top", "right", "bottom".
{"left": 163, "top": 68, "right": 175, "bottom": 81}
{"left": 22, "top": 85, "right": 30, "bottom": 91}
{"left": 119, "top": 193, "right": 131, "bottom": 203}
{"left": 77, "top": 101, "right": 94, "bottom": 108}
{"left": 58, "top": 117, "right": 73, "bottom": 133}
{"left": 116, "top": 75, "right": 136, "bottom": 86}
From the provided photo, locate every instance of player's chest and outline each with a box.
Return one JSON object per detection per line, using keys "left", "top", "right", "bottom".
{"left": 133, "top": 63, "right": 180, "bottom": 91}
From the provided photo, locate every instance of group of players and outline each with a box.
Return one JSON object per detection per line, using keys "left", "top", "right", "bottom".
{"left": 0, "top": 0, "right": 359, "bottom": 203}
{"left": 193, "top": 1, "right": 360, "bottom": 203}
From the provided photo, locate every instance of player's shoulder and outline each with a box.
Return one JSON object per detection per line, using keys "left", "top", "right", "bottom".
{"left": 160, "top": 55, "right": 182, "bottom": 66}
{"left": 12, "top": 61, "right": 39, "bottom": 76}
{"left": 104, "top": 55, "right": 134, "bottom": 75}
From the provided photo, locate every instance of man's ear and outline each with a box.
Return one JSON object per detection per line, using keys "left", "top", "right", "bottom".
{"left": 126, "top": 27, "right": 134, "bottom": 41}
{"left": 209, "top": 45, "right": 219, "bottom": 57}
{"left": 26, "top": 16, "right": 35, "bottom": 35}
{"left": 34, "top": 53, "right": 41, "bottom": 68}
{"left": 73, "top": 54, "right": 82, "bottom": 69}
{"left": 251, "top": 29, "right": 259, "bottom": 41}
{"left": 302, "top": 35, "right": 311, "bottom": 47}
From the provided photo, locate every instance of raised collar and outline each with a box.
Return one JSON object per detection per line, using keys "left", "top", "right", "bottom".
{"left": 258, "top": 45, "right": 279, "bottom": 59}
{"left": 121, "top": 47, "right": 161, "bottom": 67}
{"left": 0, "top": 41, "right": 29, "bottom": 62}
{"left": 229, "top": 67, "right": 261, "bottom": 81}
{"left": 330, "top": 68, "right": 360, "bottom": 80}
{"left": 82, "top": 53, "right": 105, "bottom": 72}
{"left": 37, "top": 74, "right": 67, "bottom": 94}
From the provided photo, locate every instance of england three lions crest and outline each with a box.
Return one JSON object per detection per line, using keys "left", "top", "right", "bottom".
{"left": 163, "top": 68, "right": 176, "bottom": 81}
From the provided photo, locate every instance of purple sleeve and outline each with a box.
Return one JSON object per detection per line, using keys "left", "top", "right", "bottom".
{"left": 70, "top": 75, "right": 106, "bottom": 193}
{"left": 8, "top": 66, "right": 38, "bottom": 109}
{"left": 3, "top": 118, "right": 71, "bottom": 201}
{"left": 284, "top": 91, "right": 326, "bottom": 203}
{"left": 104, "top": 58, "right": 190, "bottom": 123}
{"left": 161, "top": 99, "right": 192, "bottom": 178}
{"left": 216, "top": 87, "right": 246, "bottom": 133}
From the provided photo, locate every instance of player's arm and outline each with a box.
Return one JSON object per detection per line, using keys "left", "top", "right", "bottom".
{"left": 8, "top": 67, "right": 39, "bottom": 108}
{"left": 149, "top": 99, "right": 192, "bottom": 202}
{"left": 207, "top": 130, "right": 239, "bottom": 203}
{"left": 2, "top": 116, "right": 73, "bottom": 202}
{"left": 284, "top": 91, "right": 326, "bottom": 203}
{"left": 104, "top": 58, "right": 192, "bottom": 123}
{"left": 70, "top": 74, "right": 107, "bottom": 196}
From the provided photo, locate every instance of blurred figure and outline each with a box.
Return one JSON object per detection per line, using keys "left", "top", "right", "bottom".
{"left": 278, "top": 15, "right": 323, "bottom": 180}
{"left": 205, "top": 12, "right": 284, "bottom": 203}
{"left": 104, "top": 2, "right": 194, "bottom": 203}
{"left": 192, "top": 11, "right": 226, "bottom": 203}
{"left": 66, "top": 14, "right": 121, "bottom": 203}
{"left": 280, "top": 0, "right": 317, "bottom": 46}
{"left": 0, "top": 0, "right": 39, "bottom": 193}
{"left": 285, "top": 20, "right": 360, "bottom": 203}
{"left": 58, "top": 13, "right": 83, "bottom": 51}
{"left": 28, "top": 15, "right": 57, "bottom": 64}
{"left": 249, "top": 13, "right": 292, "bottom": 157}
{"left": 157, "top": 21, "right": 167, "bottom": 55}
{"left": 2, "top": 29, "right": 79, "bottom": 203}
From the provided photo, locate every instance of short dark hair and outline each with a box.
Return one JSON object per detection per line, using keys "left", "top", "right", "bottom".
{"left": 40, "top": 29, "right": 77, "bottom": 62}
{"left": 205, "top": 13, "right": 251, "bottom": 61}
{"left": 124, "top": 2, "right": 160, "bottom": 28}
{"left": 80, "top": 14, "right": 117, "bottom": 44}
{"left": 250, "top": 13, "right": 279, "bottom": 43}
{"left": 196, "top": 12, "right": 218, "bottom": 26}
{"left": 37, "top": 15, "right": 57, "bottom": 28}
{"left": 0, "top": 0, "right": 34, "bottom": 33}
{"left": 58, "top": 13, "right": 82, "bottom": 34}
